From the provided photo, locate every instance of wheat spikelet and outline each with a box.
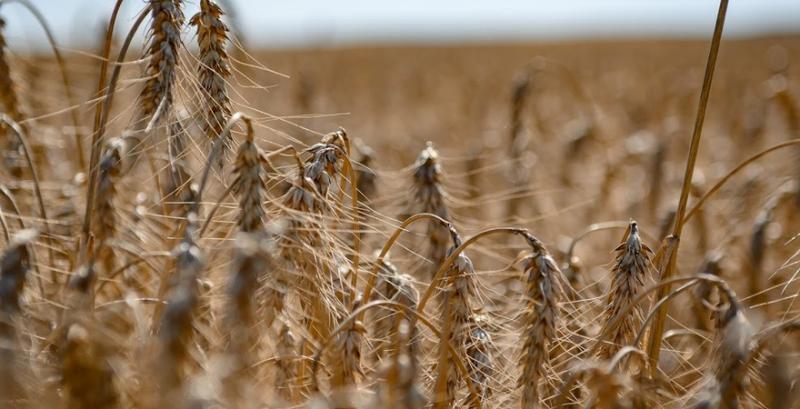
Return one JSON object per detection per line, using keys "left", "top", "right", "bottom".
{"left": 370, "top": 259, "right": 419, "bottom": 363}
{"left": 465, "top": 314, "right": 493, "bottom": 409}
{"left": 598, "top": 221, "right": 652, "bottom": 359}
{"left": 519, "top": 236, "right": 563, "bottom": 409}
{"left": 434, "top": 250, "right": 476, "bottom": 408}
{"left": 407, "top": 143, "right": 451, "bottom": 277}
{"left": 135, "top": 0, "right": 184, "bottom": 131}
{"left": 190, "top": 0, "right": 232, "bottom": 147}
{"left": 232, "top": 132, "right": 267, "bottom": 232}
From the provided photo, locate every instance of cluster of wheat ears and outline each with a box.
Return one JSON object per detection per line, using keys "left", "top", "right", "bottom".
{"left": 0, "top": 0, "right": 799, "bottom": 408}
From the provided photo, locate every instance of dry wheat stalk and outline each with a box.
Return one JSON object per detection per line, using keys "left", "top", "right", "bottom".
{"left": 598, "top": 221, "right": 652, "bottom": 359}
{"left": 519, "top": 236, "right": 563, "bottom": 409}
{"left": 190, "top": 0, "right": 232, "bottom": 147}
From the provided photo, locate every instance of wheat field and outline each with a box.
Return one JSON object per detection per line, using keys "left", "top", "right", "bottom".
{"left": 0, "top": 1, "right": 799, "bottom": 408}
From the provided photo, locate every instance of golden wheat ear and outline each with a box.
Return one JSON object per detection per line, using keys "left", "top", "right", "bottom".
{"left": 190, "top": 0, "right": 232, "bottom": 154}
{"left": 519, "top": 237, "right": 562, "bottom": 409}
{"left": 597, "top": 221, "right": 652, "bottom": 360}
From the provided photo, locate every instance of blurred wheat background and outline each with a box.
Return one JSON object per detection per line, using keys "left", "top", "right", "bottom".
{"left": 0, "top": 0, "right": 799, "bottom": 408}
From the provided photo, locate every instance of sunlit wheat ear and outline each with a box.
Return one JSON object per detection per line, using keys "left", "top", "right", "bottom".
{"left": 61, "top": 323, "right": 119, "bottom": 409}
{"left": 157, "top": 218, "right": 206, "bottom": 403}
{"left": 0, "top": 17, "right": 25, "bottom": 177}
{"left": 465, "top": 314, "right": 494, "bottom": 409}
{"left": 0, "top": 229, "right": 36, "bottom": 405}
{"left": 407, "top": 143, "right": 451, "bottom": 277}
{"left": 129, "top": 0, "right": 183, "bottom": 159}
{"left": 713, "top": 301, "right": 754, "bottom": 409}
{"left": 434, "top": 249, "right": 476, "bottom": 408}
{"left": 232, "top": 131, "right": 266, "bottom": 232}
{"left": 519, "top": 236, "right": 563, "bottom": 409}
{"left": 370, "top": 258, "right": 419, "bottom": 363}
{"left": 598, "top": 221, "right": 652, "bottom": 360}
{"left": 190, "top": 0, "right": 232, "bottom": 149}
{"left": 276, "top": 321, "right": 297, "bottom": 403}
{"left": 692, "top": 252, "right": 723, "bottom": 332}
{"left": 92, "top": 138, "right": 124, "bottom": 275}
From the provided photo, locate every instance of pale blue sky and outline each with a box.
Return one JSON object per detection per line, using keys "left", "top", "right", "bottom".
{"left": 3, "top": 0, "right": 800, "bottom": 51}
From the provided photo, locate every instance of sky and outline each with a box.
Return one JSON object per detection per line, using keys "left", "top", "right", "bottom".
{"left": 2, "top": 0, "right": 800, "bottom": 51}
